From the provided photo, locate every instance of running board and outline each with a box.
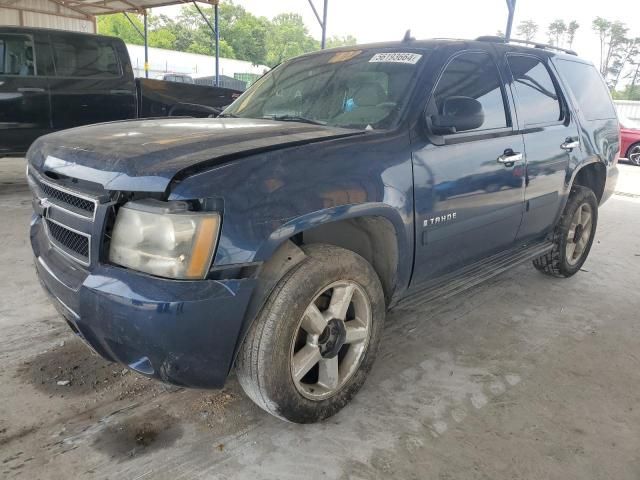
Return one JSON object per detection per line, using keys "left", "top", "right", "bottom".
{"left": 396, "top": 241, "right": 554, "bottom": 310}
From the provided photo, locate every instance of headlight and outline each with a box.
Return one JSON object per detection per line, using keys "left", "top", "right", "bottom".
{"left": 109, "top": 199, "right": 220, "bottom": 280}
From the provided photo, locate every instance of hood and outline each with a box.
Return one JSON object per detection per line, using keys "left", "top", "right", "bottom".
{"left": 28, "top": 118, "right": 364, "bottom": 192}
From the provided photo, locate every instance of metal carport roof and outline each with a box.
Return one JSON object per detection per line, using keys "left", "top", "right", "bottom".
{"left": 51, "top": 0, "right": 217, "bottom": 16}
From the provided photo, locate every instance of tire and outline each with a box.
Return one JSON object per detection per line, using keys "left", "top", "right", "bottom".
{"left": 236, "top": 244, "right": 386, "bottom": 423}
{"left": 626, "top": 142, "right": 640, "bottom": 166}
{"left": 533, "top": 185, "right": 598, "bottom": 278}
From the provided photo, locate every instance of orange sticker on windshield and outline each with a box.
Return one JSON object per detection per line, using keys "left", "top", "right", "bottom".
{"left": 328, "top": 50, "right": 362, "bottom": 63}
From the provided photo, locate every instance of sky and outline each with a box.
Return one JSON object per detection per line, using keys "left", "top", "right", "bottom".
{"left": 163, "top": 0, "right": 640, "bottom": 76}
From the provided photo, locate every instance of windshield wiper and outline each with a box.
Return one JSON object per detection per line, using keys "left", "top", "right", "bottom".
{"left": 218, "top": 112, "right": 239, "bottom": 118}
{"left": 264, "top": 114, "right": 326, "bottom": 126}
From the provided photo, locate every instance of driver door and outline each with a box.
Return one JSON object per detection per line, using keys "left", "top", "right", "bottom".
{"left": 411, "top": 49, "right": 526, "bottom": 286}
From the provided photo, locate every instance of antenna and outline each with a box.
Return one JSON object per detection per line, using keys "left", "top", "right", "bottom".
{"left": 403, "top": 30, "right": 414, "bottom": 42}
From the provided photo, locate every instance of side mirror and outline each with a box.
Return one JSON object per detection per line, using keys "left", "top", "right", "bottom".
{"left": 429, "top": 96, "right": 485, "bottom": 135}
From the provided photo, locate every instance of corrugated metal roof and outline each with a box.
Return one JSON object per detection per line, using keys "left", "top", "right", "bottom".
{"left": 50, "top": 0, "right": 216, "bottom": 16}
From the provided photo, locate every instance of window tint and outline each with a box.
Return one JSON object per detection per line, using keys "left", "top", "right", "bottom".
{"left": 555, "top": 59, "right": 617, "bottom": 121}
{"left": 0, "top": 34, "right": 36, "bottom": 76}
{"left": 508, "top": 55, "right": 561, "bottom": 125}
{"left": 430, "top": 52, "right": 508, "bottom": 132}
{"left": 50, "top": 36, "right": 120, "bottom": 78}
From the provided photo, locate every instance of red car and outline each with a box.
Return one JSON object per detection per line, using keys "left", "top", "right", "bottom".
{"left": 620, "top": 115, "right": 640, "bottom": 166}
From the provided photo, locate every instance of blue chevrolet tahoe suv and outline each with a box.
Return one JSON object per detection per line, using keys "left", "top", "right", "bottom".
{"left": 27, "top": 37, "right": 619, "bottom": 423}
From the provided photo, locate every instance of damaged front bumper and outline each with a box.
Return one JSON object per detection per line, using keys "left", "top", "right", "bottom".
{"left": 31, "top": 215, "right": 255, "bottom": 389}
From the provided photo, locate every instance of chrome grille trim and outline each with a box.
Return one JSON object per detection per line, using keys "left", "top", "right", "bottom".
{"left": 44, "top": 217, "right": 92, "bottom": 267}
{"left": 32, "top": 173, "right": 98, "bottom": 221}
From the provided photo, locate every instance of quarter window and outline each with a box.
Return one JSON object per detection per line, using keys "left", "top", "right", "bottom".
{"left": 555, "top": 59, "right": 617, "bottom": 121}
{"left": 0, "top": 34, "right": 36, "bottom": 76}
{"left": 430, "top": 52, "right": 508, "bottom": 133}
{"left": 508, "top": 56, "right": 562, "bottom": 125}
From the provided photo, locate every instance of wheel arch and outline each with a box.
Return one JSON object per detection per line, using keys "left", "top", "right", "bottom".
{"left": 230, "top": 204, "right": 411, "bottom": 369}
{"left": 570, "top": 160, "right": 607, "bottom": 204}
{"left": 255, "top": 202, "right": 410, "bottom": 303}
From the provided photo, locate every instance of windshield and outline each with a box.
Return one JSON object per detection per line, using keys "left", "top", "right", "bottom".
{"left": 223, "top": 49, "right": 426, "bottom": 129}
{"left": 620, "top": 114, "right": 640, "bottom": 130}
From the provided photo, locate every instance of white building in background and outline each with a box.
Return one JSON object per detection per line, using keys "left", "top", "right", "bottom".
{"left": 615, "top": 101, "right": 640, "bottom": 122}
{"left": 126, "top": 44, "right": 269, "bottom": 80}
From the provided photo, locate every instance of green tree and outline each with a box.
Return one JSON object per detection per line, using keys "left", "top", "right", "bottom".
{"left": 265, "top": 13, "right": 319, "bottom": 67}
{"left": 97, "top": 3, "right": 353, "bottom": 67}
{"left": 566, "top": 20, "right": 579, "bottom": 48}
{"left": 225, "top": 14, "right": 270, "bottom": 65}
{"left": 326, "top": 35, "right": 358, "bottom": 48}
{"left": 97, "top": 13, "right": 144, "bottom": 46}
{"left": 147, "top": 15, "right": 177, "bottom": 50}
{"left": 547, "top": 19, "right": 567, "bottom": 46}
{"left": 592, "top": 18, "right": 630, "bottom": 85}
{"left": 610, "top": 37, "right": 639, "bottom": 90}
{"left": 516, "top": 20, "right": 538, "bottom": 42}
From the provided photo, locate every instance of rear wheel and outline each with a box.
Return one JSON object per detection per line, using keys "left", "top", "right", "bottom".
{"left": 627, "top": 142, "right": 640, "bottom": 166}
{"left": 533, "top": 186, "right": 598, "bottom": 277}
{"left": 236, "top": 244, "right": 385, "bottom": 423}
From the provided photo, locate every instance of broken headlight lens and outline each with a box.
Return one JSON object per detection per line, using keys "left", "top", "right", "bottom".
{"left": 109, "top": 199, "right": 220, "bottom": 280}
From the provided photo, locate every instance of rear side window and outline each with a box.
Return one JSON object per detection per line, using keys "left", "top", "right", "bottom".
{"left": 0, "top": 34, "right": 35, "bottom": 76}
{"left": 431, "top": 51, "right": 508, "bottom": 132}
{"left": 507, "top": 55, "right": 562, "bottom": 126}
{"left": 50, "top": 36, "right": 121, "bottom": 78}
{"left": 555, "top": 59, "right": 617, "bottom": 121}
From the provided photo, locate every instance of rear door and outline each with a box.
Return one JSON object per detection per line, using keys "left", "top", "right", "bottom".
{"left": 0, "top": 30, "right": 52, "bottom": 155}
{"left": 411, "top": 48, "right": 526, "bottom": 285}
{"left": 47, "top": 32, "right": 136, "bottom": 129}
{"left": 503, "top": 53, "right": 582, "bottom": 240}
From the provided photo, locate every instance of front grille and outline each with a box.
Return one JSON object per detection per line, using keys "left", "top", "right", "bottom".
{"left": 36, "top": 177, "right": 96, "bottom": 217}
{"left": 45, "top": 219, "right": 90, "bottom": 263}
{"left": 29, "top": 169, "right": 100, "bottom": 266}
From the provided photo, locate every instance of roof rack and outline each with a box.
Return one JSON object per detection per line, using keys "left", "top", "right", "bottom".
{"left": 475, "top": 35, "right": 578, "bottom": 56}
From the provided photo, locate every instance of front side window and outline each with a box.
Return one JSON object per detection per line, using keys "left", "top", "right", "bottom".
{"left": 0, "top": 34, "right": 35, "bottom": 76}
{"left": 555, "top": 59, "right": 617, "bottom": 121}
{"left": 223, "top": 49, "right": 426, "bottom": 129}
{"left": 50, "top": 36, "right": 120, "bottom": 78}
{"left": 429, "top": 51, "right": 508, "bottom": 133}
{"left": 508, "top": 55, "right": 562, "bottom": 125}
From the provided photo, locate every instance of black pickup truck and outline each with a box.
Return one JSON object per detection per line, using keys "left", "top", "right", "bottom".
{"left": 0, "top": 27, "right": 241, "bottom": 156}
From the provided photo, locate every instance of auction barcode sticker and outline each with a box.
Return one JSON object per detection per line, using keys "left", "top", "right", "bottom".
{"left": 369, "top": 52, "right": 422, "bottom": 64}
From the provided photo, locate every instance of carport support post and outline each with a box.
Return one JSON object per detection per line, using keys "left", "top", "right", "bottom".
{"left": 143, "top": 10, "right": 149, "bottom": 78}
{"left": 214, "top": 0, "right": 219, "bottom": 86}
{"left": 505, "top": 0, "right": 516, "bottom": 41}
{"left": 307, "top": 0, "right": 328, "bottom": 49}
{"left": 321, "top": 0, "right": 328, "bottom": 49}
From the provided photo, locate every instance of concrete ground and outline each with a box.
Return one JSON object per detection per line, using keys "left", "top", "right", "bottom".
{"left": 1, "top": 157, "right": 639, "bottom": 480}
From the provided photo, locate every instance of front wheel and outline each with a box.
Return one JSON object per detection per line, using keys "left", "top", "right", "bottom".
{"left": 533, "top": 185, "right": 598, "bottom": 277}
{"left": 236, "top": 244, "right": 386, "bottom": 423}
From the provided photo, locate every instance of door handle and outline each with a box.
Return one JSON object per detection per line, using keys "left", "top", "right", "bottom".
{"left": 497, "top": 149, "right": 523, "bottom": 167}
{"left": 561, "top": 139, "right": 580, "bottom": 151}
{"left": 110, "top": 89, "right": 133, "bottom": 95}
{"left": 18, "top": 87, "right": 45, "bottom": 93}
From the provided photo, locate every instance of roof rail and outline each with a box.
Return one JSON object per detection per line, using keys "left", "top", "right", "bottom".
{"left": 475, "top": 35, "right": 578, "bottom": 56}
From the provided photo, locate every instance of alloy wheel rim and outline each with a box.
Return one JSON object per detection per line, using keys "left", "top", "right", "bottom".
{"left": 290, "top": 280, "right": 372, "bottom": 401}
{"left": 566, "top": 202, "right": 593, "bottom": 266}
{"left": 630, "top": 146, "right": 640, "bottom": 166}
